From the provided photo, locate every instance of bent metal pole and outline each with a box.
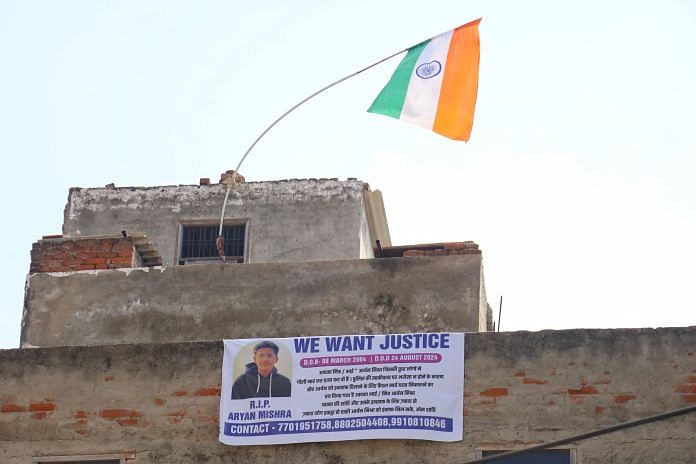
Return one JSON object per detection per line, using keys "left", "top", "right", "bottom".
{"left": 461, "top": 403, "right": 696, "bottom": 464}
{"left": 216, "top": 45, "right": 412, "bottom": 244}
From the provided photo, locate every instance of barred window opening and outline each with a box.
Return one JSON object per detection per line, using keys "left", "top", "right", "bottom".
{"left": 179, "top": 224, "right": 246, "bottom": 264}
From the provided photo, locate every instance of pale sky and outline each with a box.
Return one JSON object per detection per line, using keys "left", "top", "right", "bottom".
{"left": 0, "top": 0, "right": 694, "bottom": 349}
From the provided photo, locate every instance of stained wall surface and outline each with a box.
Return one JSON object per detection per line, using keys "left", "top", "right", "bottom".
{"left": 62, "top": 179, "right": 370, "bottom": 266}
{"left": 1, "top": 328, "right": 694, "bottom": 463}
{"left": 22, "top": 255, "right": 486, "bottom": 347}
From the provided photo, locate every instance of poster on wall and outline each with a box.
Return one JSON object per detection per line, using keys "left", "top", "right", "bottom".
{"left": 219, "top": 332, "right": 465, "bottom": 446}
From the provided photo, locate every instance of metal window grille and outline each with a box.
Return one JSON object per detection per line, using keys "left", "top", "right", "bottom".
{"left": 34, "top": 458, "right": 123, "bottom": 464}
{"left": 180, "top": 224, "right": 245, "bottom": 263}
{"left": 37, "top": 461, "right": 120, "bottom": 464}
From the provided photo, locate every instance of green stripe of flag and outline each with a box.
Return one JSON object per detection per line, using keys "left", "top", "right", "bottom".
{"left": 368, "top": 40, "right": 430, "bottom": 119}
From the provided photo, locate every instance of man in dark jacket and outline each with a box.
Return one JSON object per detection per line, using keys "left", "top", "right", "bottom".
{"left": 232, "top": 341, "right": 292, "bottom": 399}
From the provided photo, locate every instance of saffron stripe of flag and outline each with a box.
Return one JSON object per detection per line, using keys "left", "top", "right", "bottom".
{"left": 368, "top": 18, "right": 481, "bottom": 141}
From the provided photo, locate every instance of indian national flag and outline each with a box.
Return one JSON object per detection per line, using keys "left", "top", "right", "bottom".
{"left": 368, "top": 19, "right": 481, "bottom": 141}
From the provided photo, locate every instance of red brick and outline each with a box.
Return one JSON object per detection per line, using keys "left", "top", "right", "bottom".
{"left": 568, "top": 386, "right": 598, "bottom": 395}
{"left": 77, "top": 246, "right": 98, "bottom": 254}
{"left": 1, "top": 403, "right": 25, "bottom": 413}
{"left": 112, "top": 243, "right": 134, "bottom": 252}
{"left": 614, "top": 394, "right": 636, "bottom": 404}
{"left": 76, "top": 251, "right": 98, "bottom": 259}
{"left": 193, "top": 387, "right": 221, "bottom": 397}
{"left": 403, "top": 250, "right": 425, "bottom": 257}
{"left": 685, "top": 374, "right": 696, "bottom": 383}
{"left": 28, "top": 401, "right": 56, "bottom": 412}
{"left": 31, "top": 412, "right": 47, "bottom": 420}
{"left": 94, "top": 263, "right": 109, "bottom": 270}
{"left": 442, "top": 242, "right": 465, "bottom": 250}
{"left": 673, "top": 384, "right": 696, "bottom": 394}
{"left": 523, "top": 377, "right": 549, "bottom": 385}
{"left": 109, "top": 256, "right": 133, "bottom": 265}
{"left": 48, "top": 266, "right": 71, "bottom": 272}
{"left": 97, "top": 240, "right": 116, "bottom": 251}
{"left": 173, "top": 390, "right": 187, "bottom": 397}
{"left": 104, "top": 375, "right": 115, "bottom": 381}
{"left": 117, "top": 418, "right": 138, "bottom": 426}
{"left": 165, "top": 408, "right": 187, "bottom": 424}
{"left": 153, "top": 398, "right": 166, "bottom": 406}
{"left": 100, "top": 408, "right": 140, "bottom": 420}
{"left": 117, "top": 251, "right": 134, "bottom": 257}
{"left": 84, "top": 257, "right": 107, "bottom": 265}
{"left": 74, "top": 410, "right": 87, "bottom": 419}
{"left": 480, "top": 387, "right": 508, "bottom": 397}
{"left": 682, "top": 394, "right": 696, "bottom": 403}
{"left": 72, "top": 264, "right": 95, "bottom": 271}
{"left": 46, "top": 251, "right": 70, "bottom": 260}
{"left": 595, "top": 406, "right": 605, "bottom": 414}
{"left": 165, "top": 408, "right": 187, "bottom": 417}
{"left": 514, "top": 371, "right": 526, "bottom": 377}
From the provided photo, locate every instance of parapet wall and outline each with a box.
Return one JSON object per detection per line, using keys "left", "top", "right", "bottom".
{"left": 1, "top": 327, "right": 694, "bottom": 463}
{"left": 21, "top": 255, "right": 486, "bottom": 347}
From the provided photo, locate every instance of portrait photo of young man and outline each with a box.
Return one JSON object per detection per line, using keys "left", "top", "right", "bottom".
{"left": 231, "top": 340, "right": 292, "bottom": 399}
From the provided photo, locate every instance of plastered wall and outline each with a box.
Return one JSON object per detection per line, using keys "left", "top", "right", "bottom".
{"left": 22, "top": 255, "right": 486, "bottom": 347}
{"left": 62, "top": 179, "right": 369, "bottom": 266}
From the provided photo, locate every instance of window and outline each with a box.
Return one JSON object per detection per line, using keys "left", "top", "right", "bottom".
{"left": 36, "top": 461, "right": 120, "bottom": 464}
{"left": 178, "top": 223, "right": 247, "bottom": 264}
{"left": 479, "top": 449, "right": 575, "bottom": 464}
{"left": 34, "top": 454, "right": 131, "bottom": 463}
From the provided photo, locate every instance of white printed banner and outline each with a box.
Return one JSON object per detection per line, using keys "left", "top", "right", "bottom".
{"left": 219, "top": 333, "right": 465, "bottom": 445}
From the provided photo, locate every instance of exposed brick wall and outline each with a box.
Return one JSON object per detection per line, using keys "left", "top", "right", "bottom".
{"left": 0, "top": 328, "right": 693, "bottom": 463}
{"left": 30, "top": 236, "right": 135, "bottom": 273}
{"left": 382, "top": 241, "right": 481, "bottom": 258}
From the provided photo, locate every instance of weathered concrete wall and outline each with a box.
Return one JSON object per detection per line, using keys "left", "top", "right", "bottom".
{"left": 1, "top": 328, "right": 694, "bottom": 463}
{"left": 62, "top": 179, "right": 369, "bottom": 266}
{"left": 22, "top": 255, "right": 485, "bottom": 347}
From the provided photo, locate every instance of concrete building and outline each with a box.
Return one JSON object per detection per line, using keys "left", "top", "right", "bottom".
{"left": 62, "top": 178, "right": 391, "bottom": 265}
{"left": 1, "top": 175, "right": 695, "bottom": 463}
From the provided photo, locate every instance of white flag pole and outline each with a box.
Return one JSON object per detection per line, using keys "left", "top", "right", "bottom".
{"left": 216, "top": 46, "right": 411, "bottom": 253}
